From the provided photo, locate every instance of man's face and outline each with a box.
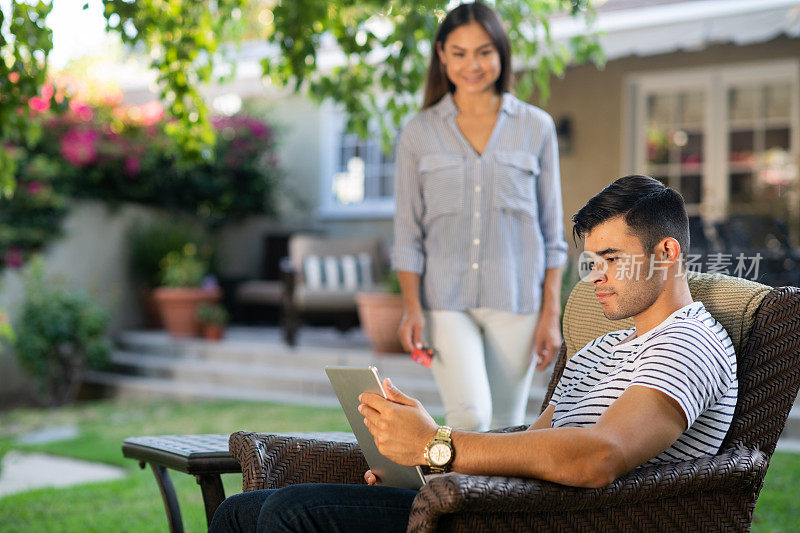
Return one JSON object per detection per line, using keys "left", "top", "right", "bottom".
{"left": 582, "top": 216, "right": 664, "bottom": 321}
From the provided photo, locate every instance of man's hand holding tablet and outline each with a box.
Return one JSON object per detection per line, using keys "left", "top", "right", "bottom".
{"left": 358, "top": 377, "right": 439, "bottom": 468}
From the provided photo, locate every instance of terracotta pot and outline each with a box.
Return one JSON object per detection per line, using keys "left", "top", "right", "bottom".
{"left": 140, "top": 287, "right": 163, "bottom": 328}
{"left": 355, "top": 292, "right": 405, "bottom": 354}
{"left": 201, "top": 323, "right": 226, "bottom": 341}
{"left": 152, "top": 287, "right": 222, "bottom": 338}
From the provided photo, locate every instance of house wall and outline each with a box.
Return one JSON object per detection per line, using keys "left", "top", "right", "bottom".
{"left": 538, "top": 35, "right": 800, "bottom": 255}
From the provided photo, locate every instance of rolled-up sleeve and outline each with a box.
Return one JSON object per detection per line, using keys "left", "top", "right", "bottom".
{"left": 536, "top": 116, "right": 568, "bottom": 269}
{"left": 391, "top": 128, "right": 426, "bottom": 274}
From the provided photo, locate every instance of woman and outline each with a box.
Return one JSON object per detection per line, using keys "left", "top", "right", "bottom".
{"left": 393, "top": 1, "right": 567, "bottom": 431}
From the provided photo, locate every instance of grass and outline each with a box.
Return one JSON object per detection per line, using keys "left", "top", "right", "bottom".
{"left": 0, "top": 398, "right": 351, "bottom": 533}
{"left": 0, "top": 398, "right": 797, "bottom": 532}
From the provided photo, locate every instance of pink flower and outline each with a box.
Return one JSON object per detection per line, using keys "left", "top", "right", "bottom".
{"left": 8, "top": 72, "right": 19, "bottom": 83}
{"left": 29, "top": 96, "right": 50, "bottom": 113}
{"left": 25, "top": 181, "right": 44, "bottom": 195}
{"left": 69, "top": 100, "right": 94, "bottom": 121}
{"left": 139, "top": 101, "right": 163, "bottom": 126}
{"left": 28, "top": 83, "right": 55, "bottom": 114}
{"left": 61, "top": 127, "right": 99, "bottom": 167}
{"left": 124, "top": 157, "right": 141, "bottom": 176}
{"left": 249, "top": 121, "right": 269, "bottom": 139}
{"left": 41, "top": 83, "right": 54, "bottom": 100}
{"left": 3, "top": 247, "right": 24, "bottom": 269}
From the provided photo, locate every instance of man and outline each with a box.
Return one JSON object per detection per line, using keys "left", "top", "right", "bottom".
{"left": 210, "top": 175, "right": 736, "bottom": 532}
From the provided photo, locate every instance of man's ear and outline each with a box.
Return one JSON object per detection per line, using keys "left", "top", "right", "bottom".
{"left": 658, "top": 238, "right": 681, "bottom": 262}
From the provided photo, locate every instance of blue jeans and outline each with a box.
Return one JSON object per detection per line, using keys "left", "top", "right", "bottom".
{"left": 208, "top": 483, "right": 417, "bottom": 532}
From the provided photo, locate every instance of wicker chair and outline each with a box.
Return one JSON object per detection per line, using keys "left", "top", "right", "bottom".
{"left": 230, "top": 272, "right": 800, "bottom": 532}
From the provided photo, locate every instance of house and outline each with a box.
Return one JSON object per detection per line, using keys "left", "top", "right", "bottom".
{"left": 64, "top": 0, "right": 800, "bottom": 326}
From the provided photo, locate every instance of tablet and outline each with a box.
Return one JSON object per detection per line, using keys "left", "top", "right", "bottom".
{"left": 325, "top": 365, "right": 426, "bottom": 490}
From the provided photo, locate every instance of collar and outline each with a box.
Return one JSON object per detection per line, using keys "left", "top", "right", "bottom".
{"left": 431, "top": 92, "right": 520, "bottom": 118}
{"left": 617, "top": 301, "right": 704, "bottom": 348}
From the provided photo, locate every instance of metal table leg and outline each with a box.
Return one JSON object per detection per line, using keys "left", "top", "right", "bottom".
{"left": 147, "top": 462, "right": 184, "bottom": 533}
{"left": 196, "top": 473, "right": 226, "bottom": 526}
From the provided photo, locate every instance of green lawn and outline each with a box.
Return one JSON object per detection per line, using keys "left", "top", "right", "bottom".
{"left": 0, "top": 399, "right": 351, "bottom": 533}
{"left": 0, "top": 398, "right": 797, "bottom": 532}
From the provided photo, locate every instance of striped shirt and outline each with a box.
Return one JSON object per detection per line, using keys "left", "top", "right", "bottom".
{"left": 550, "top": 301, "right": 737, "bottom": 465}
{"left": 390, "top": 92, "right": 568, "bottom": 314}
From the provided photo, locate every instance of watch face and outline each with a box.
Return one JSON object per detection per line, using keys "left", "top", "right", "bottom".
{"left": 429, "top": 443, "right": 452, "bottom": 466}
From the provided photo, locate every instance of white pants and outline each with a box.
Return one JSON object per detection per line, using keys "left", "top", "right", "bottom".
{"left": 426, "top": 308, "right": 539, "bottom": 431}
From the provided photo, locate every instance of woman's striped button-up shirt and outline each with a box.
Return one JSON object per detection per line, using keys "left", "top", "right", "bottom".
{"left": 391, "top": 92, "right": 568, "bottom": 314}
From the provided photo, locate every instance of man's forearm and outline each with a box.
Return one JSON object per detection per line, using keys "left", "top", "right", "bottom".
{"left": 449, "top": 426, "right": 626, "bottom": 488}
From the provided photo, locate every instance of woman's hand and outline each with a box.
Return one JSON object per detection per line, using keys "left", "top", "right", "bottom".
{"left": 397, "top": 307, "right": 425, "bottom": 353}
{"left": 533, "top": 310, "right": 562, "bottom": 370}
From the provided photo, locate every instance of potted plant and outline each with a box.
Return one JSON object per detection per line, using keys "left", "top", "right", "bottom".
{"left": 127, "top": 218, "right": 215, "bottom": 328}
{"left": 356, "top": 271, "right": 405, "bottom": 353}
{"left": 152, "top": 243, "right": 221, "bottom": 338}
{"left": 197, "top": 303, "right": 229, "bottom": 341}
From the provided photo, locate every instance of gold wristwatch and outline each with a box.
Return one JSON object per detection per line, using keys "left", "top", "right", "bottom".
{"left": 424, "top": 425, "right": 454, "bottom": 473}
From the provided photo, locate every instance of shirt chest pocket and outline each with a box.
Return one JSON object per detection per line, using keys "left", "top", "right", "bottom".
{"left": 493, "top": 150, "right": 540, "bottom": 216}
{"left": 418, "top": 153, "right": 465, "bottom": 220}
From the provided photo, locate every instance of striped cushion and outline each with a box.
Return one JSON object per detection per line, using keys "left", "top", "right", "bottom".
{"left": 563, "top": 271, "right": 771, "bottom": 359}
{"left": 302, "top": 253, "right": 374, "bottom": 290}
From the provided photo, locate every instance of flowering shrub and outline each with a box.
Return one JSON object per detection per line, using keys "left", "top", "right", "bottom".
{"left": 0, "top": 83, "right": 281, "bottom": 272}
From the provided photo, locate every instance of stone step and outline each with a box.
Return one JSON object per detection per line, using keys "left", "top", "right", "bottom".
{"left": 115, "top": 329, "right": 436, "bottom": 379}
{"left": 86, "top": 369, "right": 556, "bottom": 424}
{"left": 98, "top": 350, "right": 551, "bottom": 416}
{"left": 103, "top": 350, "right": 444, "bottom": 405}
{"left": 84, "top": 370, "right": 346, "bottom": 410}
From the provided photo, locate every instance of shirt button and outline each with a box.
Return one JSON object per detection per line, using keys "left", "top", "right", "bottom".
{"left": 473, "top": 238, "right": 480, "bottom": 245}
{"left": 474, "top": 186, "right": 481, "bottom": 192}
{"left": 472, "top": 263, "right": 479, "bottom": 270}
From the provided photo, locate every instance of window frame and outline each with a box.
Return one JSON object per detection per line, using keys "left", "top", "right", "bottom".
{"left": 317, "top": 101, "right": 396, "bottom": 220}
{"left": 624, "top": 59, "right": 800, "bottom": 223}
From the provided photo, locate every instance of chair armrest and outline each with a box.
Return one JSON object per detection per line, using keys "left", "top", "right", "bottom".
{"left": 230, "top": 431, "right": 367, "bottom": 492}
{"left": 407, "top": 445, "right": 768, "bottom": 532}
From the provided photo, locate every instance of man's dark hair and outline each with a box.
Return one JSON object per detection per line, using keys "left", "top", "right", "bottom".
{"left": 572, "top": 175, "right": 690, "bottom": 257}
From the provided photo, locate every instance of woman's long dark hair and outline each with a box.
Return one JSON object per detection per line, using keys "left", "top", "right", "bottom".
{"left": 422, "top": 1, "right": 512, "bottom": 109}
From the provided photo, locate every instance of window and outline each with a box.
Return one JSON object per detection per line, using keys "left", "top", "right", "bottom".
{"left": 318, "top": 103, "right": 396, "bottom": 219}
{"left": 627, "top": 60, "right": 799, "bottom": 224}
{"left": 643, "top": 90, "right": 706, "bottom": 207}
{"left": 725, "top": 81, "right": 794, "bottom": 213}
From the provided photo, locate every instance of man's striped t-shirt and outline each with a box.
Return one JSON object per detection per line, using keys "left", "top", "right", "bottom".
{"left": 550, "top": 301, "right": 737, "bottom": 465}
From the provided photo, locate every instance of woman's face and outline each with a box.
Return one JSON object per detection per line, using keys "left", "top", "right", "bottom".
{"left": 437, "top": 21, "right": 502, "bottom": 97}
